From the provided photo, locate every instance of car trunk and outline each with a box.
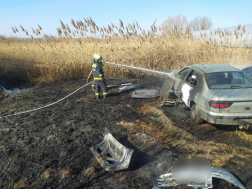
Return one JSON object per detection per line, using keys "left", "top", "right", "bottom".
{"left": 209, "top": 88, "right": 252, "bottom": 113}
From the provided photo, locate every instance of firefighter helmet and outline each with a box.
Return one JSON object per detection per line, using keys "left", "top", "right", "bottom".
{"left": 93, "top": 53, "right": 102, "bottom": 61}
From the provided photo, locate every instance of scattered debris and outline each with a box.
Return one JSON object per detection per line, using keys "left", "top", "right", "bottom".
{"left": 159, "top": 76, "right": 178, "bottom": 107}
{"left": 90, "top": 128, "right": 134, "bottom": 171}
{"left": 119, "top": 84, "right": 142, "bottom": 92}
{"left": 108, "top": 82, "right": 134, "bottom": 89}
{"left": 233, "top": 119, "right": 252, "bottom": 130}
{"left": 211, "top": 167, "right": 246, "bottom": 189}
{"left": 160, "top": 76, "right": 175, "bottom": 96}
{"left": 153, "top": 158, "right": 247, "bottom": 189}
{"left": 131, "top": 89, "right": 159, "bottom": 98}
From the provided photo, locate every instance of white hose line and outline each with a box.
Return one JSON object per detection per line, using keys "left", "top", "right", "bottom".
{"left": 104, "top": 62, "right": 173, "bottom": 76}
{"left": 87, "top": 70, "right": 93, "bottom": 83}
{"left": 0, "top": 82, "right": 92, "bottom": 119}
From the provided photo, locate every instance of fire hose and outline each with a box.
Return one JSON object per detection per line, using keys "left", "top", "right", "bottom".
{"left": 0, "top": 82, "right": 92, "bottom": 119}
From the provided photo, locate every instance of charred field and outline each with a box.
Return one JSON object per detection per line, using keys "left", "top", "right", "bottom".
{"left": 0, "top": 76, "right": 252, "bottom": 189}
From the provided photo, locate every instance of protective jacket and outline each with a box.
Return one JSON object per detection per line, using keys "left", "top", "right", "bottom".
{"left": 91, "top": 59, "right": 105, "bottom": 80}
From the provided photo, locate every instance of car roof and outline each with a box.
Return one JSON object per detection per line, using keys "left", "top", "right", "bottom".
{"left": 241, "top": 65, "right": 252, "bottom": 70}
{"left": 191, "top": 64, "right": 240, "bottom": 73}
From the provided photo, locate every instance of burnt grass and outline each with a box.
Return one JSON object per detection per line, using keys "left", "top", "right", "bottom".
{"left": 0, "top": 76, "right": 249, "bottom": 189}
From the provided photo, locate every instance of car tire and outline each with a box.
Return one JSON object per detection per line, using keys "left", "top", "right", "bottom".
{"left": 191, "top": 104, "right": 204, "bottom": 124}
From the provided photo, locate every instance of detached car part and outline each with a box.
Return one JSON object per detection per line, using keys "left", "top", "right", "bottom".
{"left": 90, "top": 128, "right": 134, "bottom": 171}
{"left": 119, "top": 84, "right": 142, "bottom": 92}
{"left": 107, "top": 82, "right": 133, "bottom": 88}
{"left": 159, "top": 76, "right": 180, "bottom": 107}
{"left": 160, "top": 76, "right": 175, "bottom": 97}
{"left": 131, "top": 89, "right": 160, "bottom": 98}
{"left": 153, "top": 158, "right": 246, "bottom": 189}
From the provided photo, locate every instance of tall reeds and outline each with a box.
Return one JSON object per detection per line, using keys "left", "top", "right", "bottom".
{"left": 0, "top": 18, "right": 251, "bottom": 83}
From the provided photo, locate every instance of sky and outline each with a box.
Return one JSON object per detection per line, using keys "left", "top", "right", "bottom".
{"left": 0, "top": 0, "right": 252, "bottom": 37}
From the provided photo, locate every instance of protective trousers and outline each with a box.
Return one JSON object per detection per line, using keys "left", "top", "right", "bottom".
{"left": 92, "top": 81, "right": 95, "bottom": 90}
{"left": 95, "top": 80, "right": 108, "bottom": 98}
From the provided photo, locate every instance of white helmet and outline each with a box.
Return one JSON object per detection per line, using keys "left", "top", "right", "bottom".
{"left": 93, "top": 53, "right": 102, "bottom": 61}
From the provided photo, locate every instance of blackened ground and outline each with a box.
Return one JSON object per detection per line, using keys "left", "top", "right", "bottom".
{"left": 0, "top": 75, "right": 250, "bottom": 189}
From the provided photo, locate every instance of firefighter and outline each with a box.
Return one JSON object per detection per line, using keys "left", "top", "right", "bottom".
{"left": 91, "top": 53, "right": 108, "bottom": 99}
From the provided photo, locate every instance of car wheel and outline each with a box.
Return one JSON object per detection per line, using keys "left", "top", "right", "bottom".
{"left": 191, "top": 104, "right": 204, "bottom": 124}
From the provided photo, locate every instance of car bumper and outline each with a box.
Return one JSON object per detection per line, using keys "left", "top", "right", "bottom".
{"left": 200, "top": 109, "right": 252, "bottom": 125}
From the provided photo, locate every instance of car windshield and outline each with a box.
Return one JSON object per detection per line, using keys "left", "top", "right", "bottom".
{"left": 205, "top": 71, "right": 252, "bottom": 89}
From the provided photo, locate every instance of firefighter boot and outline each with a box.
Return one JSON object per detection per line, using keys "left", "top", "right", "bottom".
{"left": 95, "top": 92, "right": 100, "bottom": 99}
{"left": 103, "top": 92, "right": 108, "bottom": 99}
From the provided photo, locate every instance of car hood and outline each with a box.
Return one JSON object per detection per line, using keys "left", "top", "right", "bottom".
{"left": 208, "top": 88, "right": 252, "bottom": 101}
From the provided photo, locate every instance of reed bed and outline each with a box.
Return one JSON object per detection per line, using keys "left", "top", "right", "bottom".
{"left": 0, "top": 18, "right": 252, "bottom": 83}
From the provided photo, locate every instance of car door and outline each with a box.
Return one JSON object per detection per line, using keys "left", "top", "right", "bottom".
{"left": 174, "top": 68, "right": 192, "bottom": 97}
{"left": 181, "top": 70, "right": 199, "bottom": 107}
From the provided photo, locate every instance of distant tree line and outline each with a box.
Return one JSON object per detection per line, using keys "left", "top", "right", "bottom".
{"left": 161, "top": 15, "right": 213, "bottom": 34}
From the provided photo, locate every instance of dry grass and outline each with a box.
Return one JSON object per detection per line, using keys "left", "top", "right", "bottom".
{"left": 83, "top": 167, "right": 95, "bottom": 178}
{"left": 119, "top": 174, "right": 127, "bottom": 181}
{"left": 13, "top": 177, "right": 28, "bottom": 189}
{"left": 41, "top": 169, "right": 51, "bottom": 180}
{"left": 0, "top": 18, "right": 252, "bottom": 83}
{"left": 118, "top": 101, "right": 252, "bottom": 183}
{"left": 60, "top": 169, "right": 69, "bottom": 179}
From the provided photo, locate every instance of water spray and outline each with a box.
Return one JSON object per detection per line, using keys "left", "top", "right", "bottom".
{"left": 104, "top": 62, "right": 173, "bottom": 76}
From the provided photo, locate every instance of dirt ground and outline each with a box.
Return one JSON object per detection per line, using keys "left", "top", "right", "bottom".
{"left": 0, "top": 76, "right": 251, "bottom": 189}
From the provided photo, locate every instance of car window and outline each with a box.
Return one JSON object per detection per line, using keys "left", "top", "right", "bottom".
{"left": 243, "top": 67, "right": 252, "bottom": 77}
{"left": 248, "top": 68, "right": 252, "bottom": 77}
{"left": 243, "top": 68, "right": 249, "bottom": 74}
{"left": 176, "top": 68, "right": 191, "bottom": 80}
{"left": 186, "top": 70, "right": 198, "bottom": 86}
{"left": 205, "top": 71, "right": 252, "bottom": 89}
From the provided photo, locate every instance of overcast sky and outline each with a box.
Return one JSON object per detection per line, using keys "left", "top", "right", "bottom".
{"left": 1, "top": 0, "right": 252, "bottom": 37}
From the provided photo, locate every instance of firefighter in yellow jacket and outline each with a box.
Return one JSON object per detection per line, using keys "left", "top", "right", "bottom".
{"left": 91, "top": 54, "right": 108, "bottom": 99}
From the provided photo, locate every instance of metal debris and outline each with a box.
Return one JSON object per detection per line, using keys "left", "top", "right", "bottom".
{"left": 211, "top": 166, "right": 246, "bottom": 189}
{"left": 90, "top": 128, "right": 134, "bottom": 171}
{"left": 160, "top": 76, "right": 175, "bottom": 96}
{"left": 159, "top": 76, "right": 178, "bottom": 106}
{"left": 107, "top": 82, "right": 133, "bottom": 89}
{"left": 131, "top": 89, "right": 160, "bottom": 98}
{"left": 153, "top": 158, "right": 247, "bottom": 189}
{"left": 233, "top": 119, "right": 252, "bottom": 130}
{"left": 119, "top": 84, "right": 142, "bottom": 92}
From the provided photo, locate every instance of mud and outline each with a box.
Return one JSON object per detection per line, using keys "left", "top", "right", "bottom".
{"left": 0, "top": 76, "right": 250, "bottom": 189}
